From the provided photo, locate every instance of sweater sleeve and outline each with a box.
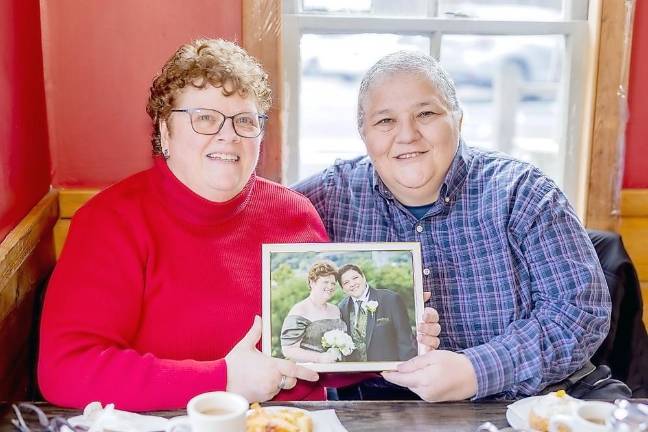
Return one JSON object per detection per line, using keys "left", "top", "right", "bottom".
{"left": 38, "top": 204, "right": 227, "bottom": 411}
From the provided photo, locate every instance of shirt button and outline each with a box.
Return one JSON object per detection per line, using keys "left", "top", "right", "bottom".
{"left": 423, "top": 268, "right": 430, "bottom": 276}
{"left": 444, "top": 196, "right": 451, "bottom": 203}
{"left": 415, "top": 224, "right": 423, "bottom": 233}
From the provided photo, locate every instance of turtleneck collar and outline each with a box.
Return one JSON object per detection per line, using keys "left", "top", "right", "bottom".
{"left": 150, "top": 157, "right": 255, "bottom": 226}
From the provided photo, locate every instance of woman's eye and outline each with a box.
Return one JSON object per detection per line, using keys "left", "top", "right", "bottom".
{"left": 236, "top": 117, "right": 253, "bottom": 125}
{"left": 418, "top": 111, "right": 436, "bottom": 118}
{"left": 375, "top": 118, "right": 393, "bottom": 126}
{"left": 197, "top": 114, "right": 215, "bottom": 122}
{"left": 235, "top": 115, "right": 258, "bottom": 127}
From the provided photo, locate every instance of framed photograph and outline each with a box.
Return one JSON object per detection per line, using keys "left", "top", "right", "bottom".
{"left": 262, "top": 242, "right": 424, "bottom": 373}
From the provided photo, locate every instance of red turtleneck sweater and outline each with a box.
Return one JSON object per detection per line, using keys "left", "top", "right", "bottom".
{"left": 38, "top": 159, "right": 331, "bottom": 411}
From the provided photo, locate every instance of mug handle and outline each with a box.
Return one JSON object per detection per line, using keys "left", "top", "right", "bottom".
{"left": 548, "top": 414, "right": 576, "bottom": 432}
{"left": 165, "top": 415, "right": 191, "bottom": 432}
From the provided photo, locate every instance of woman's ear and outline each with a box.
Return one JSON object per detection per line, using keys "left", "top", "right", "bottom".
{"left": 160, "top": 120, "right": 170, "bottom": 147}
{"left": 160, "top": 120, "right": 171, "bottom": 157}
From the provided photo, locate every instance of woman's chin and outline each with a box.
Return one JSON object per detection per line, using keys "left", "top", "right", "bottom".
{"left": 393, "top": 178, "right": 439, "bottom": 198}
{"left": 395, "top": 174, "right": 434, "bottom": 190}
{"left": 202, "top": 180, "right": 245, "bottom": 201}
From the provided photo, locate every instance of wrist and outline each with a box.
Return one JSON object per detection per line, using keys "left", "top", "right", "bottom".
{"left": 458, "top": 354, "right": 478, "bottom": 399}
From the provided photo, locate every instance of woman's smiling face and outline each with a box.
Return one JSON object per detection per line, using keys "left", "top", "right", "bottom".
{"left": 309, "top": 274, "right": 338, "bottom": 302}
{"left": 340, "top": 269, "right": 367, "bottom": 299}
{"left": 161, "top": 84, "right": 262, "bottom": 202}
{"left": 360, "top": 72, "right": 461, "bottom": 206}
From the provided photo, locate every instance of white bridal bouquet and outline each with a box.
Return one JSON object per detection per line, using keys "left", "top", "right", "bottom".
{"left": 321, "top": 329, "right": 355, "bottom": 361}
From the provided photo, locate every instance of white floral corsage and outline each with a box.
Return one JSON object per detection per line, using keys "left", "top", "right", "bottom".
{"left": 362, "top": 300, "right": 379, "bottom": 316}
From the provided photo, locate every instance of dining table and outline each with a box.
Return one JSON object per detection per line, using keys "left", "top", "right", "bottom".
{"left": 2, "top": 399, "right": 647, "bottom": 432}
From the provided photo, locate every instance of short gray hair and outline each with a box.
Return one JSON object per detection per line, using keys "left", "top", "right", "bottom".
{"left": 357, "top": 50, "right": 461, "bottom": 129}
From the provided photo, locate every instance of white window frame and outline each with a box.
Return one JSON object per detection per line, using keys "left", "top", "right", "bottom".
{"left": 283, "top": 0, "right": 594, "bottom": 215}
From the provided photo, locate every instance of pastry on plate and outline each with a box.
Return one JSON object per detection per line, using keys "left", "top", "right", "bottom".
{"left": 246, "top": 403, "right": 313, "bottom": 432}
{"left": 528, "top": 390, "right": 581, "bottom": 432}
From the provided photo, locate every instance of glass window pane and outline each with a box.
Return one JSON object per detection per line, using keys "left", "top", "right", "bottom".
{"left": 438, "top": 0, "right": 563, "bottom": 20}
{"left": 298, "top": 34, "right": 429, "bottom": 180}
{"left": 440, "top": 34, "right": 566, "bottom": 184}
{"left": 302, "top": 0, "right": 433, "bottom": 17}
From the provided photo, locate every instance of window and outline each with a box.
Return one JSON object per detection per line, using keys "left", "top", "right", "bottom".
{"left": 283, "top": 0, "right": 592, "bottom": 206}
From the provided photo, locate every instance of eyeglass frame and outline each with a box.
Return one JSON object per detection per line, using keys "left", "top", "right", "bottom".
{"left": 170, "top": 108, "right": 268, "bottom": 138}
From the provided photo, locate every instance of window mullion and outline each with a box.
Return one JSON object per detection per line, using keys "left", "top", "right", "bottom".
{"left": 564, "top": 0, "right": 590, "bottom": 20}
{"left": 289, "top": 15, "right": 579, "bottom": 36}
{"left": 283, "top": 0, "right": 299, "bottom": 14}
{"left": 429, "top": 32, "right": 441, "bottom": 60}
{"left": 282, "top": 15, "right": 302, "bottom": 184}
{"left": 560, "top": 23, "right": 590, "bottom": 212}
{"left": 427, "top": 0, "right": 439, "bottom": 17}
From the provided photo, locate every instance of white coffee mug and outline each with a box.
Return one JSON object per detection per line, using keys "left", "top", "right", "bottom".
{"left": 548, "top": 401, "right": 615, "bottom": 432}
{"left": 166, "top": 391, "right": 249, "bottom": 432}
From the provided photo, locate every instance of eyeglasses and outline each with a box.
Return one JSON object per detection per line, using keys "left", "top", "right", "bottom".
{"left": 11, "top": 403, "right": 88, "bottom": 432}
{"left": 170, "top": 108, "right": 268, "bottom": 138}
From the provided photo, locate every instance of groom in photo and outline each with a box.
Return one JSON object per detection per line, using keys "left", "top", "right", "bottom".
{"left": 337, "top": 264, "right": 417, "bottom": 362}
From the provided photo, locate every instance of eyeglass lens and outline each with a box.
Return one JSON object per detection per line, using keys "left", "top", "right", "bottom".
{"left": 190, "top": 109, "right": 264, "bottom": 137}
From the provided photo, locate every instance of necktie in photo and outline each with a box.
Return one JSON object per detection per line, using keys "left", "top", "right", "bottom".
{"left": 355, "top": 300, "right": 367, "bottom": 330}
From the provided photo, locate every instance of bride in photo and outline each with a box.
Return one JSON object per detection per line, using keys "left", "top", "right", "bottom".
{"left": 280, "top": 261, "right": 353, "bottom": 363}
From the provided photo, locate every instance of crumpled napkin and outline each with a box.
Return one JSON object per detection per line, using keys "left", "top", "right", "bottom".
{"left": 67, "top": 402, "right": 170, "bottom": 432}
{"left": 65, "top": 402, "right": 347, "bottom": 432}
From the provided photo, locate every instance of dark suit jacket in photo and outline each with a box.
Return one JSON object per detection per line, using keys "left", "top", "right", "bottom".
{"left": 338, "top": 286, "right": 417, "bottom": 361}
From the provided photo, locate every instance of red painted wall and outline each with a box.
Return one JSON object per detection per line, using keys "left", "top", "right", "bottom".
{"left": 41, "top": 0, "right": 242, "bottom": 187}
{"left": 0, "top": 0, "right": 51, "bottom": 243}
{"left": 624, "top": 0, "right": 648, "bottom": 188}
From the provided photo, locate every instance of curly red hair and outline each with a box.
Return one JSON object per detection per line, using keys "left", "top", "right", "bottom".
{"left": 146, "top": 38, "right": 271, "bottom": 155}
{"left": 307, "top": 261, "right": 338, "bottom": 284}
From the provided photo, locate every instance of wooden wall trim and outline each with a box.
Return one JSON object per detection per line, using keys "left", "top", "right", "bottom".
{"left": 621, "top": 188, "right": 648, "bottom": 217}
{"left": 242, "top": 0, "right": 283, "bottom": 183}
{"left": 0, "top": 190, "right": 58, "bottom": 291}
{"left": 586, "top": 0, "right": 636, "bottom": 231}
{"left": 620, "top": 188, "right": 648, "bottom": 285}
{"left": 58, "top": 188, "right": 97, "bottom": 218}
{"left": 643, "top": 282, "right": 648, "bottom": 326}
{"left": 0, "top": 190, "right": 58, "bottom": 400}
{"left": 54, "top": 189, "right": 98, "bottom": 256}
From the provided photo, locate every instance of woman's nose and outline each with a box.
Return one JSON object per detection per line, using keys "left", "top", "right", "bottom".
{"left": 395, "top": 117, "right": 420, "bottom": 143}
{"left": 217, "top": 117, "right": 239, "bottom": 140}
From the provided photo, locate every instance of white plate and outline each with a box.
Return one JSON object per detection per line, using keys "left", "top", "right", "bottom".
{"left": 506, "top": 396, "right": 541, "bottom": 431}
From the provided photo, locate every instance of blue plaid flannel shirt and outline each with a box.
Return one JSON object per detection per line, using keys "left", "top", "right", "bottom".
{"left": 293, "top": 141, "right": 611, "bottom": 399}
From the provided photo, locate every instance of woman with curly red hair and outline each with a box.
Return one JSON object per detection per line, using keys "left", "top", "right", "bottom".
{"left": 38, "top": 39, "right": 325, "bottom": 411}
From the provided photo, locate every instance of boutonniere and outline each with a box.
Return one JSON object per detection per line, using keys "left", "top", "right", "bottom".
{"left": 362, "top": 300, "right": 379, "bottom": 316}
